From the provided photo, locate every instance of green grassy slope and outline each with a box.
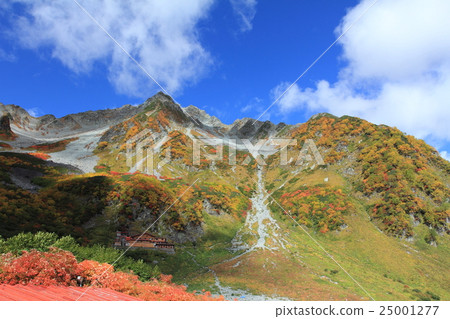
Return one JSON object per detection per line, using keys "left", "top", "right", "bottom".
{"left": 1, "top": 111, "right": 448, "bottom": 301}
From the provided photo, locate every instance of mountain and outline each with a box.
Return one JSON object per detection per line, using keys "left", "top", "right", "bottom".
{"left": 0, "top": 92, "right": 449, "bottom": 301}
{"left": 0, "top": 113, "right": 16, "bottom": 141}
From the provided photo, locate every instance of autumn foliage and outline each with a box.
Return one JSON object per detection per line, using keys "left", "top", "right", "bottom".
{"left": 287, "top": 114, "right": 449, "bottom": 237}
{"left": 0, "top": 249, "right": 222, "bottom": 301}
{"left": 0, "top": 142, "right": 12, "bottom": 149}
{"left": 26, "top": 138, "right": 78, "bottom": 153}
{"left": 279, "top": 186, "right": 352, "bottom": 233}
{"left": 27, "top": 152, "right": 51, "bottom": 160}
{"left": 0, "top": 151, "right": 249, "bottom": 242}
{"left": 0, "top": 248, "right": 78, "bottom": 286}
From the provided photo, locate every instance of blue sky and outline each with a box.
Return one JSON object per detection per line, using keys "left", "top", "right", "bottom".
{"left": 0, "top": 0, "right": 449, "bottom": 158}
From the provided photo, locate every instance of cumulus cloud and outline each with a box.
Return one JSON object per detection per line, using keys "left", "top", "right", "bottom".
{"left": 2, "top": 0, "right": 214, "bottom": 97}
{"left": 230, "top": 0, "right": 257, "bottom": 32}
{"left": 273, "top": 0, "right": 450, "bottom": 148}
{"left": 440, "top": 151, "right": 450, "bottom": 161}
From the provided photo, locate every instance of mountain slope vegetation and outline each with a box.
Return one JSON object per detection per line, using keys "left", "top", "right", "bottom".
{"left": 0, "top": 93, "right": 448, "bottom": 300}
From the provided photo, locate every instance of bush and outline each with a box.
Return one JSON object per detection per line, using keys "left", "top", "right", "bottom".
{"left": 0, "top": 232, "right": 59, "bottom": 254}
{"left": 0, "top": 249, "right": 221, "bottom": 300}
{"left": 0, "top": 248, "right": 78, "bottom": 285}
{"left": 277, "top": 186, "right": 352, "bottom": 233}
{"left": 424, "top": 229, "right": 438, "bottom": 245}
{"left": 0, "top": 232, "right": 161, "bottom": 281}
{"left": 53, "top": 236, "right": 79, "bottom": 251}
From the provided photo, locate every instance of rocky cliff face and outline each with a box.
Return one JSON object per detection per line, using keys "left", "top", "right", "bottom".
{"left": 0, "top": 113, "right": 16, "bottom": 140}
{"left": 183, "top": 105, "right": 290, "bottom": 140}
{"left": 226, "top": 118, "right": 289, "bottom": 140}
{"left": 183, "top": 105, "right": 227, "bottom": 129}
{"left": 0, "top": 101, "right": 143, "bottom": 138}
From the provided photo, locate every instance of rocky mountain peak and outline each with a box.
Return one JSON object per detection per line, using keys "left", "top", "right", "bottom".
{"left": 141, "top": 91, "right": 192, "bottom": 125}
{"left": 143, "top": 91, "right": 175, "bottom": 106}
{"left": 227, "top": 117, "right": 288, "bottom": 140}
{"left": 310, "top": 112, "right": 337, "bottom": 120}
{"left": 183, "top": 105, "right": 226, "bottom": 128}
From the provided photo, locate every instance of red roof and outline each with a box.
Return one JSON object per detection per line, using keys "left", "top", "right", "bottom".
{"left": 0, "top": 285, "right": 141, "bottom": 301}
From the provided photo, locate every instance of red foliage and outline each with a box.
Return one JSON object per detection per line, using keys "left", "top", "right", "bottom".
{"left": 0, "top": 142, "right": 12, "bottom": 149}
{"left": 77, "top": 260, "right": 139, "bottom": 296}
{"left": 0, "top": 249, "right": 223, "bottom": 301}
{"left": 28, "top": 152, "right": 51, "bottom": 160}
{"left": 28, "top": 138, "right": 77, "bottom": 152}
{"left": 0, "top": 249, "right": 78, "bottom": 286}
{"left": 77, "top": 259, "right": 223, "bottom": 301}
{"left": 279, "top": 187, "right": 351, "bottom": 233}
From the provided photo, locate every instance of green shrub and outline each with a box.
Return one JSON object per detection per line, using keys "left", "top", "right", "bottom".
{"left": 0, "top": 232, "right": 59, "bottom": 254}
{"left": 0, "top": 232, "right": 161, "bottom": 281}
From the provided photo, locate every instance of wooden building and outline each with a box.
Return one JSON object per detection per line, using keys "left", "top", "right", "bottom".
{"left": 113, "top": 231, "right": 175, "bottom": 253}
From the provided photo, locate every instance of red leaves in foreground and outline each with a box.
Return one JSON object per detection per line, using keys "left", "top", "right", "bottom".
{"left": 0, "top": 249, "right": 78, "bottom": 286}
{"left": 0, "top": 249, "right": 222, "bottom": 301}
{"left": 76, "top": 260, "right": 222, "bottom": 301}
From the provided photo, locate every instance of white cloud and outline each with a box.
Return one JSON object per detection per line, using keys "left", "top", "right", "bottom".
{"left": 440, "top": 151, "right": 450, "bottom": 162}
{"left": 2, "top": 0, "right": 214, "bottom": 97}
{"left": 336, "top": 0, "right": 450, "bottom": 81}
{"left": 0, "top": 48, "right": 16, "bottom": 62}
{"left": 241, "top": 97, "right": 262, "bottom": 113}
{"left": 230, "top": 0, "right": 257, "bottom": 32}
{"left": 26, "top": 107, "right": 42, "bottom": 118}
{"left": 273, "top": 0, "right": 450, "bottom": 145}
{"left": 240, "top": 96, "right": 271, "bottom": 121}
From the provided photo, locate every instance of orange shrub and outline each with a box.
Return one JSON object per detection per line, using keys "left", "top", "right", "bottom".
{"left": 0, "top": 249, "right": 222, "bottom": 301}
{"left": 0, "top": 248, "right": 78, "bottom": 286}
{"left": 28, "top": 152, "right": 51, "bottom": 160}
